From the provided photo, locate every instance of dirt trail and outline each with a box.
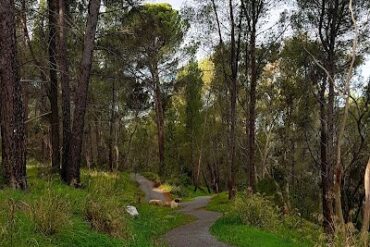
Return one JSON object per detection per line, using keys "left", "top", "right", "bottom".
{"left": 132, "top": 173, "right": 230, "bottom": 247}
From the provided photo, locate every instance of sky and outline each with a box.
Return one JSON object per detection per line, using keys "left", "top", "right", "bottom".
{"left": 145, "top": 0, "right": 370, "bottom": 81}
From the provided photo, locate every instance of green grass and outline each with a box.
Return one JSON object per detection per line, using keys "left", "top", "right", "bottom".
{"left": 211, "top": 216, "right": 312, "bottom": 247}
{"left": 178, "top": 185, "right": 211, "bottom": 201}
{"left": 207, "top": 192, "right": 318, "bottom": 247}
{"left": 0, "top": 165, "right": 191, "bottom": 247}
{"left": 206, "top": 192, "right": 231, "bottom": 213}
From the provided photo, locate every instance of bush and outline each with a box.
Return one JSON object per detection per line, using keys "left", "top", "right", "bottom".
{"left": 85, "top": 198, "right": 129, "bottom": 238}
{"left": 234, "top": 193, "right": 280, "bottom": 230}
{"left": 28, "top": 191, "right": 71, "bottom": 235}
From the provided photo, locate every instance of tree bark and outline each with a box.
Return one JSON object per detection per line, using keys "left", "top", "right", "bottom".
{"left": 48, "top": 0, "right": 61, "bottom": 172}
{"left": 361, "top": 158, "right": 370, "bottom": 246}
{"left": 247, "top": 24, "right": 257, "bottom": 192}
{"left": 228, "top": 0, "right": 238, "bottom": 199}
{"left": 108, "top": 79, "right": 116, "bottom": 172}
{"left": 0, "top": 0, "right": 28, "bottom": 189}
{"left": 151, "top": 64, "right": 165, "bottom": 177}
{"left": 319, "top": 78, "right": 335, "bottom": 235}
{"left": 58, "top": 0, "right": 72, "bottom": 181}
{"left": 66, "top": 0, "right": 100, "bottom": 185}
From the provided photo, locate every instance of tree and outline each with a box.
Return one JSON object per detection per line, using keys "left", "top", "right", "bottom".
{"left": 48, "top": 0, "right": 61, "bottom": 172}
{"left": 296, "top": 0, "right": 368, "bottom": 234}
{"left": 0, "top": 0, "right": 28, "bottom": 189}
{"left": 58, "top": 0, "right": 72, "bottom": 180}
{"left": 209, "top": 0, "right": 243, "bottom": 199}
{"left": 242, "top": 0, "right": 271, "bottom": 193}
{"left": 181, "top": 61, "right": 204, "bottom": 186}
{"left": 124, "top": 4, "right": 188, "bottom": 176}
{"left": 64, "top": 0, "right": 101, "bottom": 185}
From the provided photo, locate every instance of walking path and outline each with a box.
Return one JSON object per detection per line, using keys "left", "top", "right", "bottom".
{"left": 132, "top": 173, "right": 230, "bottom": 247}
{"left": 164, "top": 196, "right": 230, "bottom": 247}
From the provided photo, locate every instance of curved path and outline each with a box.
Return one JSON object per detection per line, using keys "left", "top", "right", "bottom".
{"left": 132, "top": 173, "right": 230, "bottom": 247}
{"left": 164, "top": 196, "right": 230, "bottom": 247}
{"left": 131, "top": 173, "right": 171, "bottom": 202}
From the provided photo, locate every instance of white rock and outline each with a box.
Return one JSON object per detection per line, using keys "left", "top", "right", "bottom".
{"left": 170, "top": 201, "right": 179, "bottom": 209}
{"left": 126, "top": 205, "right": 139, "bottom": 217}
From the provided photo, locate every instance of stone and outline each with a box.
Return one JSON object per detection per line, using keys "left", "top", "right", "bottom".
{"left": 126, "top": 205, "right": 139, "bottom": 217}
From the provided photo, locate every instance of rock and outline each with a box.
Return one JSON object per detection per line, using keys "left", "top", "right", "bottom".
{"left": 170, "top": 200, "right": 178, "bottom": 209}
{"left": 126, "top": 205, "right": 139, "bottom": 217}
{"left": 149, "top": 199, "right": 163, "bottom": 206}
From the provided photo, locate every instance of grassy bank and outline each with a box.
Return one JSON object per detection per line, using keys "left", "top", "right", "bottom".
{"left": 207, "top": 193, "right": 321, "bottom": 247}
{"left": 0, "top": 165, "right": 191, "bottom": 247}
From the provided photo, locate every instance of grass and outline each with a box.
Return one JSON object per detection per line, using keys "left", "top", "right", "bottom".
{"left": 206, "top": 192, "right": 231, "bottom": 213}
{"left": 0, "top": 165, "right": 192, "bottom": 247}
{"left": 211, "top": 218, "right": 312, "bottom": 247}
{"left": 207, "top": 192, "right": 319, "bottom": 247}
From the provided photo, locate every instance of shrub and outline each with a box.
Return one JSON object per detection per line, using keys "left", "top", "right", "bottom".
{"left": 28, "top": 191, "right": 71, "bottom": 235}
{"left": 85, "top": 198, "right": 129, "bottom": 238}
{"left": 234, "top": 193, "right": 280, "bottom": 230}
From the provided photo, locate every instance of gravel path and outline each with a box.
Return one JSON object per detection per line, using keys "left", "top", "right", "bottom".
{"left": 132, "top": 173, "right": 230, "bottom": 247}
{"left": 131, "top": 173, "right": 171, "bottom": 202}
{"left": 164, "top": 196, "right": 230, "bottom": 247}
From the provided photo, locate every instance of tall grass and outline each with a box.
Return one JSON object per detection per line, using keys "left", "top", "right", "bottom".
{"left": 0, "top": 165, "right": 191, "bottom": 247}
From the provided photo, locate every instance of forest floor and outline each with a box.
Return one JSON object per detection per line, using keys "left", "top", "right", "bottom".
{"left": 132, "top": 173, "right": 229, "bottom": 247}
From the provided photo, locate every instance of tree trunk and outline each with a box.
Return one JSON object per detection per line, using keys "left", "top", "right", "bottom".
{"left": 108, "top": 79, "right": 115, "bottom": 172}
{"left": 66, "top": 0, "right": 100, "bottom": 185}
{"left": 48, "top": 0, "right": 61, "bottom": 173}
{"left": 90, "top": 121, "right": 98, "bottom": 167}
{"left": 247, "top": 26, "right": 257, "bottom": 192}
{"left": 319, "top": 78, "right": 335, "bottom": 235}
{"left": 58, "top": 0, "right": 72, "bottom": 181}
{"left": 228, "top": 0, "right": 238, "bottom": 200}
{"left": 151, "top": 64, "right": 165, "bottom": 177}
{"left": 361, "top": 158, "right": 370, "bottom": 246}
{"left": 0, "top": 0, "right": 28, "bottom": 189}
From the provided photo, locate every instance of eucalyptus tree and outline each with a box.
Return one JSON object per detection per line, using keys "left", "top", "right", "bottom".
{"left": 241, "top": 0, "right": 273, "bottom": 192}
{"left": 123, "top": 3, "right": 188, "bottom": 176}
{"left": 296, "top": 0, "right": 369, "bottom": 234}
{"left": 64, "top": 0, "right": 101, "bottom": 185}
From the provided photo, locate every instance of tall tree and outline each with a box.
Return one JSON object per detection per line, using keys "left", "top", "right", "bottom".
{"left": 58, "top": 0, "right": 72, "bottom": 180}
{"left": 228, "top": 0, "right": 241, "bottom": 199}
{"left": 48, "top": 0, "right": 61, "bottom": 172}
{"left": 64, "top": 0, "right": 101, "bottom": 185}
{"left": 296, "top": 0, "right": 368, "bottom": 234}
{"left": 242, "top": 0, "right": 268, "bottom": 193}
{"left": 181, "top": 61, "right": 204, "bottom": 187}
{"left": 0, "top": 0, "right": 28, "bottom": 189}
{"left": 210, "top": 0, "right": 242, "bottom": 199}
{"left": 124, "top": 4, "right": 188, "bottom": 176}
